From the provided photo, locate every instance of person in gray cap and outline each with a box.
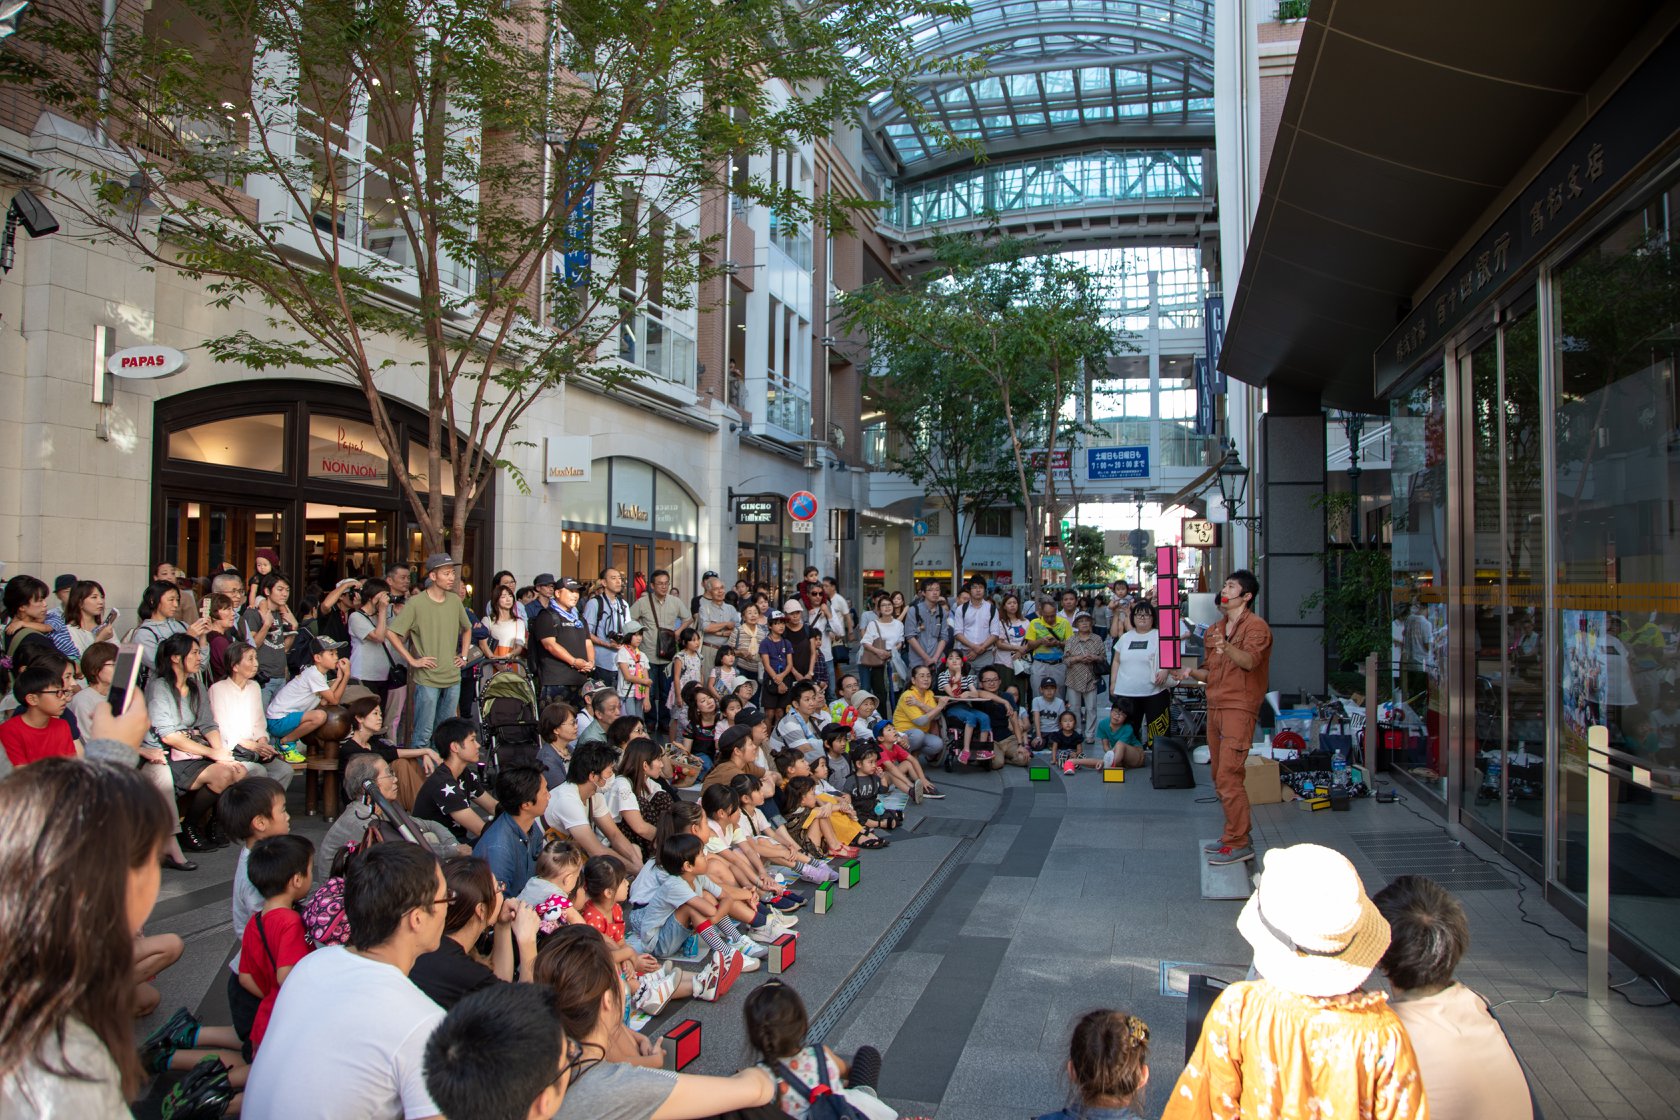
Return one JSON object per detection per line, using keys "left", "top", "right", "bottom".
{"left": 526, "top": 572, "right": 558, "bottom": 620}
{"left": 387, "top": 552, "right": 472, "bottom": 752}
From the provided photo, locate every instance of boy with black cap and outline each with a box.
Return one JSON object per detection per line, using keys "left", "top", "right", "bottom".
{"left": 265, "top": 634, "right": 350, "bottom": 755}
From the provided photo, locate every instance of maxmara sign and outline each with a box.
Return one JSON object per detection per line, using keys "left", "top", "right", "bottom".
{"left": 106, "top": 345, "right": 189, "bottom": 379}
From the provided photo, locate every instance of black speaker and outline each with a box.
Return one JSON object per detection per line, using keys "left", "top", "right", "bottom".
{"left": 1186, "top": 974, "right": 1230, "bottom": 1054}
{"left": 1151, "top": 735, "right": 1196, "bottom": 789}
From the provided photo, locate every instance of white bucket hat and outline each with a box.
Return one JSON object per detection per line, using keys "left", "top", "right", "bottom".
{"left": 1236, "top": 844, "right": 1390, "bottom": 998}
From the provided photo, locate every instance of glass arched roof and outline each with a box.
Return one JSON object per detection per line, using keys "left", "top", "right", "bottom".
{"left": 866, "top": 0, "right": 1214, "bottom": 176}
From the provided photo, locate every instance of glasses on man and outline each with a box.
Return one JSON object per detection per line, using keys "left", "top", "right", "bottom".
{"left": 429, "top": 889, "right": 458, "bottom": 908}
{"left": 553, "top": 1037, "right": 600, "bottom": 1090}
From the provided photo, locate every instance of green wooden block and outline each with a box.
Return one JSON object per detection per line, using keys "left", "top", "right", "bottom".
{"left": 814, "top": 881, "right": 835, "bottom": 914}
{"left": 836, "top": 858, "right": 860, "bottom": 889}
{"left": 1029, "top": 765, "right": 1051, "bottom": 781}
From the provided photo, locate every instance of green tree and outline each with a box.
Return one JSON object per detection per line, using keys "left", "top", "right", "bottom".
{"left": 1063, "top": 523, "right": 1113, "bottom": 587}
{"left": 841, "top": 237, "right": 1121, "bottom": 592}
{"left": 6, "top": 0, "right": 965, "bottom": 553}
{"left": 864, "top": 336, "right": 1019, "bottom": 580}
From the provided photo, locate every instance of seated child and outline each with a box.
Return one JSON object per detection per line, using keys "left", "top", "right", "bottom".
{"left": 746, "top": 980, "right": 887, "bottom": 1118}
{"left": 238, "top": 835, "right": 316, "bottom": 1054}
{"left": 576, "top": 857, "right": 690, "bottom": 1038}
{"left": 838, "top": 746, "right": 899, "bottom": 840}
{"left": 1032, "top": 1009, "right": 1151, "bottom": 1120}
{"left": 516, "top": 837, "right": 587, "bottom": 930}
{"left": 1092, "top": 698, "right": 1146, "bottom": 770}
{"left": 780, "top": 776, "right": 860, "bottom": 861}
{"left": 1044, "top": 711, "right": 1087, "bottom": 771}
{"left": 0, "top": 666, "right": 78, "bottom": 766}
{"left": 820, "top": 724, "right": 854, "bottom": 787}
{"left": 727, "top": 773, "right": 815, "bottom": 907}
{"left": 624, "top": 833, "right": 756, "bottom": 992}
{"left": 654, "top": 802, "right": 797, "bottom": 946}
{"left": 709, "top": 647, "right": 747, "bottom": 699}
{"left": 1031, "top": 677, "right": 1067, "bottom": 750}
{"left": 701, "top": 783, "right": 779, "bottom": 894}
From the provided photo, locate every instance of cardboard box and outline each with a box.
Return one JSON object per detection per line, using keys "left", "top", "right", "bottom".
{"left": 814, "top": 880, "right": 834, "bottom": 914}
{"left": 1243, "top": 754, "right": 1284, "bottom": 806}
{"left": 767, "top": 933, "right": 797, "bottom": 974}
{"left": 1103, "top": 768, "right": 1125, "bottom": 783}
{"left": 661, "top": 1020, "right": 702, "bottom": 1071}
{"left": 836, "top": 858, "right": 860, "bottom": 889}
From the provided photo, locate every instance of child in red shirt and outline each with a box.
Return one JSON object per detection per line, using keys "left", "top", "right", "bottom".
{"left": 0, "top": 666, "right": 78, "bottom": 766}
{"left": 238, "top": 835, "right": 316, "bottom": 1052}
{"left": 578, "top": 856, "right": 691, "bottom": 1043}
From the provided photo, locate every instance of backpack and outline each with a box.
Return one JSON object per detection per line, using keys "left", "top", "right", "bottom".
{"left": 300, "top": 876, "right": 351, "bottom": 948}
{"left": 773, "top": 1049, "right": 880, "bottom": 1120}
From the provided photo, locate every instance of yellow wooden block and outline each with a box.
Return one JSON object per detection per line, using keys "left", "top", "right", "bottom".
{"left": 1103, "top": 768, "right": 1125, "bottom": 783}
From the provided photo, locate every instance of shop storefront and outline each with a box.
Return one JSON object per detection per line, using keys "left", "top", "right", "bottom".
{"left": 153, "top": 381, "right": 491, "bottom": 592}
{"left": 735, "top": 498, "right": 809, "bottom": 598}
{"left": 1374, "top": 34, "right": 1680, "bottom": 985}
{"left": 555, "top": 458, "right": 699, "bottom": 599}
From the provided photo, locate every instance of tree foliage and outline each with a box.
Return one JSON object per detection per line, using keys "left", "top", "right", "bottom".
{"left": 840, "top": 237, "right": 1122, "bottom": 592}
{"left": 1063, "top": 523, "right": 1113, "bottom": 587}
{"left": 4, "top": 0, "right": 969, "bottom": 552}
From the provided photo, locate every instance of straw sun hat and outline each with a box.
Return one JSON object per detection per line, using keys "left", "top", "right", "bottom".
{"left": 1237, "top": 844, "right": 1391, "bottom": 999}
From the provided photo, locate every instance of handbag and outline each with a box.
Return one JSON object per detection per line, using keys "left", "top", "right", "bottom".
{"left": 858, "top": 621, "right": 887, "bottom": 668}
{"left": 651, "top": 596, "right": 678, "bottom": 662}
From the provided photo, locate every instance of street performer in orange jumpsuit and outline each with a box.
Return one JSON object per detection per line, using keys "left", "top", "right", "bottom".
{"left": 1175, "top": 570, "right": 1272, "bottom": 867}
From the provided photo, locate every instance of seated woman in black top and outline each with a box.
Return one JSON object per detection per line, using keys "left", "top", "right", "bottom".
{"left": 335, "top": 695, "right": 440, "bottom": 810}
{"left": 409, "top": 855, "right": 541, "bottom": 1010}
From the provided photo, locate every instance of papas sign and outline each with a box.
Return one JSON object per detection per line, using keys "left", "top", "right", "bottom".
{"left": 106, "top": 345, "right": 189, "bottom": 380}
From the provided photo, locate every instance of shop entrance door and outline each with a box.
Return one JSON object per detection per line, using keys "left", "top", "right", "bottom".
{"left": 303, "top": 504, "right": 390, "bottom": 588}
{"left": 162, "top": 497, "right": 286, "bottom": 582}
{"left": 610, "top": 540, "right": 653, "bottom": 600}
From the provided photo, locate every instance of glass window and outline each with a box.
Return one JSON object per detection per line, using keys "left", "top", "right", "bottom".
{"left": 610, "top": 459, "right": 655, "bottom": 530}
{"left": 405, "top": 442, "right": 458, "bottom": 498}
{"left": 1552, "top": 185, "right": 1680, "bottom": 966}
{"left": 167, "top": 413, "right": 287, "bottom": 473}
{"left": 1389, "top": 364, "right": 1449, "bottom": 801}
{"left": 307, "top": 414, "right": 389, "bottom": 487}
{"left": 655, "top": 472, "right": 698, "bottom": 539}
{"left": 566, "top": 463, "right": 611, "bottom": 527}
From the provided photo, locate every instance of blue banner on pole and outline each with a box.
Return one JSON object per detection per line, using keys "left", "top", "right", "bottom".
{"left": 1087, "top": 446, "right": 1149, "bottom": 480}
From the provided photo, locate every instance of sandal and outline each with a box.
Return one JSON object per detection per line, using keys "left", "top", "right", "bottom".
{"left": 857, "top": 834, "right": 891, "bottom": 849}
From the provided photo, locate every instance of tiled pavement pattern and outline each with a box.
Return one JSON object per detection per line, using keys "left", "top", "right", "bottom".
{"left": 135, "top": 761, "right": 1680, "bottom": 1118}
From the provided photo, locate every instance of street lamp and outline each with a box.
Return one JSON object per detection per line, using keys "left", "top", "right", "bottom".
{"left": 1215, "top": 438, "right": 1250, "bottom": 522}
{"left": 1332, "top": 410, "right": 1366, "bottom": 498}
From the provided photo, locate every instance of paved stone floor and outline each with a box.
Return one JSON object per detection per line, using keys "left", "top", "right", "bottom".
{"left": 138, "top": 759, "right": 1680, "bottom": 1118}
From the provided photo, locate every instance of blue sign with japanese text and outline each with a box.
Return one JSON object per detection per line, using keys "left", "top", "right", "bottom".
{"left": 1087, "top": 446, "right": 1149, "bottom": 480}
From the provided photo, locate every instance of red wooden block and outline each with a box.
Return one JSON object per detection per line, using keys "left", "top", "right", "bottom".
{"left": 768, "top": 932, "right": 797, "bottom": 974}
{"left": 661, "top": 1019, "right": 702, "bottom": 1071}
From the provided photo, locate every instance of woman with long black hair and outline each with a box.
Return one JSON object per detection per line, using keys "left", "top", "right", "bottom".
{"left": 0, "top": 756, "right": 174, "bottom": 1113}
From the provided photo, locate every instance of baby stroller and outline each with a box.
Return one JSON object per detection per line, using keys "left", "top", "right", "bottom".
{"left": 476, "top": 660, "right": 541, "bottom": 777}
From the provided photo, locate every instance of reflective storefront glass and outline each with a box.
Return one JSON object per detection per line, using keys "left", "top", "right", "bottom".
{"left": 1552, "top": 178, "right": 1680, "bottom": 967}
{"left": 558, "top": 459, "right": 698, "bottom": 600}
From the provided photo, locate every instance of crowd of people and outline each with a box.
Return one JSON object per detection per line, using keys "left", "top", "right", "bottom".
{"left": 0, "top": 557, "right": 1538, "bottom": 1119}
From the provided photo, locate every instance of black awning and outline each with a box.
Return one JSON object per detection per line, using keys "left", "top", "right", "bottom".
{"left": 1220, "top": 0, "right": 1667, "bottom": 410}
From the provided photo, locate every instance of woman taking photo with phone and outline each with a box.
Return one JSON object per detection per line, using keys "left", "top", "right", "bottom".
{"left": 67, "top": 642, "right": 197, "bottom": 872}
{"left": 0, "top": 756, "right": 175, "bottom": 1113}
{"left": 131, "top": 580, "right": 210, "bottom": 674}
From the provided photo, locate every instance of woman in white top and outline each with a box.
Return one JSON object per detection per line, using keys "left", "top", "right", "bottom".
{"left": 68, "top": 641, "right": 195, "bottom": 872}
{"left": 64, "top": 580, "right": 115, "bottom": 661}
{"left": 1108, "top": 600, "right": 1170, "bottom": 744}
{"left": 482, "top": 584, "right": 528, "bottom": 664}
{"left": 348, "top": 577, "right": 395, "bottom": 703}
{"left": 0, "top": 756, "right": 177, "bottom": 1117}
{"left": 859, "top": 595, "right": 906, "bottom": 711}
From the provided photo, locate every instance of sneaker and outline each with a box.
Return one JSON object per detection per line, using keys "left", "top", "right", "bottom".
{"left": 1203, "top": 841, "right": 1233, "bottom": 854}
{"left": 692, "top": 950, "right": 744, "bottom": 1002}
{"left": 735, "top": 935, "right": 772, "bottom": 958}
{"left": 677, "top": 933, "right": 703, "bottom": 959}
{"left": 767, "top": 891, "right": 806, "bottom": 913}
{"left": 802, "top": 862, "right": 840, "bottom": 884}
{"left": 1207, "top": 845, "right": 1255, "bottom": 866}
{"left": 765, "top": 910, "right": 799, "bottom": 932}
{"left": 142, "top": 1007, "right": 201, "bottom": 1074}
{"left": 911, "top": 779, "right": 925, "bottom": 805}
{"left": 922, "top": 788, "right": 947, "bottom": 800}
{"left": 1061, "top": 759, "right": 1078, "bottom": 775}
{"left": 280, "top": 747, "right": 306, "bottom": 765}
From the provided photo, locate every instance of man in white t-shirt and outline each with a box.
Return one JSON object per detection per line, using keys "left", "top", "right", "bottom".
{"left": 542, "top": 741, "right": 641, "bottom": 872}
{"left": 243, "top": 843, "right": 448, "bottom": 1120}
{"left": 952, "top": 577, "right": 1002, "bottom": 669}
{"left": 265, "top": 636, "right": 351, "bottom": 750}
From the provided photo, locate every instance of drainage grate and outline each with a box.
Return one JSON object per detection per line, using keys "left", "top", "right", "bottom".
{"left": 909, "top": 816, "right": 989, "bottom": 839}
{"left": 805, "top": 833, "right": 978, "bottom": 1043}
{"left": 1349, "top": 831, "right": 1513, "bottom": 892}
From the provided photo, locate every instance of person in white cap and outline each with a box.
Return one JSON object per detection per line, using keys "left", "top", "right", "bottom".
{"left": 1162, "top": 844, "right": 1429, "bottom": 1120}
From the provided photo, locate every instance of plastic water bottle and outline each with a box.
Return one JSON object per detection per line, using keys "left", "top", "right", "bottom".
{"left": 1331, "top": 740, "right": 1350, "bottom": 790}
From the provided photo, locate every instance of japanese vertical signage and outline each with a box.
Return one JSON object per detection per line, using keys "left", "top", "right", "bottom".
{"left": 1375, "top": 30, "right": 1680, "bottom": 395}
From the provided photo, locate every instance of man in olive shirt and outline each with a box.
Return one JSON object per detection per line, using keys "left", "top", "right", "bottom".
{"left": 388, "top": 553, "right": 473, "bottom": 752}
{"left": 630, "top": 568, "right": 690, "bottom": 740}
